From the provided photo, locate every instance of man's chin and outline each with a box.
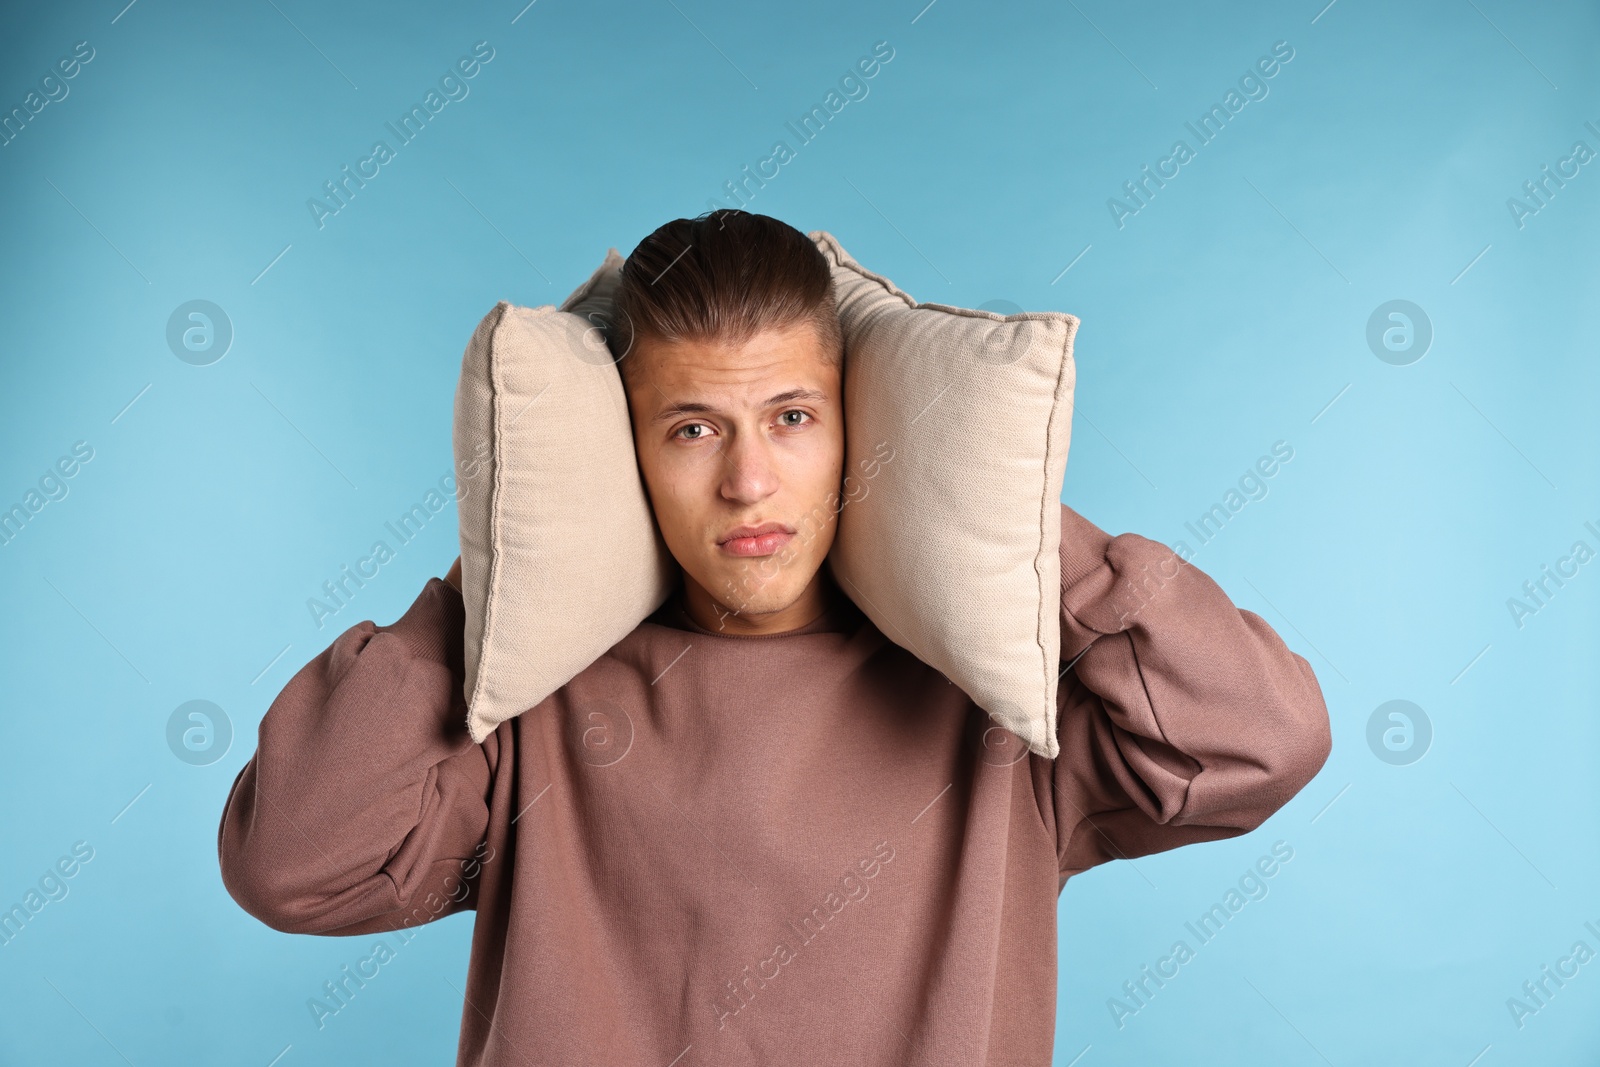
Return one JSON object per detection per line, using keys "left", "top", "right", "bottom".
{"left": 705, "top": 569, "right": 802, "bottom": 620}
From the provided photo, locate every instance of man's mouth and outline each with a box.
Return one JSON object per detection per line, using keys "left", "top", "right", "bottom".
{"left": 718, "top": 521, "right": 796, "bottom": 558}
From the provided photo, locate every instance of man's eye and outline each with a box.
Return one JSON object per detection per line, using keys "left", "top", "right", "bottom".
{"left": 675, "top": 423, "right": 712, "bottom": 440}
{"left": 779, "top": 410, "right": 811, "bottom": 427}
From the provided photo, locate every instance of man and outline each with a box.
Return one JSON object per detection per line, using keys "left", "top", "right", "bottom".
{"left": 218, "top": 210, "right": 1332, "bottom": 1065}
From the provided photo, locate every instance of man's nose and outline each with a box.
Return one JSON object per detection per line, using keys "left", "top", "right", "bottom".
{"left": 719, "top": 431, "right": 779, "bottom": 503}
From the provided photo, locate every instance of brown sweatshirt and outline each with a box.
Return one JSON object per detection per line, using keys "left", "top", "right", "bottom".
{"left": 217, "top": 503, "right": 1331, "bottom": 1066}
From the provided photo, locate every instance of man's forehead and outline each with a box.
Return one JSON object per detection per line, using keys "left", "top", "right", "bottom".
{"left": 630, "top": 327, "right": 838, "bottom": 409}
{"left": 644, "top": 321, "right": 825, "bottom": 366}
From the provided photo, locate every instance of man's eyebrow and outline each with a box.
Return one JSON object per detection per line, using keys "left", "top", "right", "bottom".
{"left": 650, "top": 387, "right": 828, "bottom": 423}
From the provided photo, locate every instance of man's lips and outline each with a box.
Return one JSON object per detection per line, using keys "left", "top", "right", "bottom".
{"left": 718, "top": 522, "right": 795, "bottom": 558}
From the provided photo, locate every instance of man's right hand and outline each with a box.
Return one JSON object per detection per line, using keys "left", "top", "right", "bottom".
{"left": 445, "top": 556, "right": 462, "bottom": 593}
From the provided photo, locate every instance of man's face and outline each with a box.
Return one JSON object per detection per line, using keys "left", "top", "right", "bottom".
{"left": 623, "top": 319, "right": 845, "bottom": 635}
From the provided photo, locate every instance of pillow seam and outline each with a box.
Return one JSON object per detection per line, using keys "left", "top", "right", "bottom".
{"left": 470, "top": 301, "right": 512, "bottom": 721}
{"left": 1034, "top": 316, "right": 1080, "bottom": 759}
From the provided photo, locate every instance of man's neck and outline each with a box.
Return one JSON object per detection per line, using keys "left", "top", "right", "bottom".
{"left": 680, "top": 572, "right": 840, "bottom": 636}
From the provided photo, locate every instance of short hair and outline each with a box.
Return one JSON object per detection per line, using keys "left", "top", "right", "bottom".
{"left": 606, "top": 209, "right": 843, "bottom": 391}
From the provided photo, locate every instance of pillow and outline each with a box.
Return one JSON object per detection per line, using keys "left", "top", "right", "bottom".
{"left": 453, "top": 232, "right": 1078, "bottom": 759}
{"left": 810, "top": 231, "right": 1077, "bottom": 759}
{"left": 452, "top": 252, "right": 678, "bottom": 744}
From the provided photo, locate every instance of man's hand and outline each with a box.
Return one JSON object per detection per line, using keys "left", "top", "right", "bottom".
{"left": 445, "top": 556, "right": 462, "bottom": 593}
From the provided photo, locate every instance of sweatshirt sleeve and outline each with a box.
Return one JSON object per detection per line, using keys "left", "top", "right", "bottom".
{"left": 217, "top": 577, "right": 499, "bottom": 936}
{"left": 1046, "top": 503, "right": 1331, "bottom": 880}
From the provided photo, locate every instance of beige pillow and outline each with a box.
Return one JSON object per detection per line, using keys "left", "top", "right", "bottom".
{"left": 453, "top": 232, "right": 1078, "bottom": 758}
{"left": 810, "top": 232, "right": 1077, "bottom": 758}
{"left": 452, "top": 253, "right": 678, "bottom": 744}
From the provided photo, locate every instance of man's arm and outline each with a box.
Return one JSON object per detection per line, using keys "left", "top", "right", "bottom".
{"left": 1044, "top": 504, "right": 1332, "bottom": 880}
{"left": 217, "top": 574, "right": 498, "bottom": 935}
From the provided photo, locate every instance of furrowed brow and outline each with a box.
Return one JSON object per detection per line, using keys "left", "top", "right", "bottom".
{"left": 651, "top": 387, "right": 827, "bottom": 423}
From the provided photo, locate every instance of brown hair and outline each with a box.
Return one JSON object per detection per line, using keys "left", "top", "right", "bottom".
{"left": 606, "top": 209, "right": 842, "bottom": 389}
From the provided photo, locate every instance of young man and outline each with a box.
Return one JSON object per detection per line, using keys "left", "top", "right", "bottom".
{"left": 218, "top": 210, "right": 1332, "bottom": 1065}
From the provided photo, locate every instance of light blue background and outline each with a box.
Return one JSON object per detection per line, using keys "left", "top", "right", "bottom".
{"left": 2, "top": 1, "right": 1597, "bottom": 1064}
